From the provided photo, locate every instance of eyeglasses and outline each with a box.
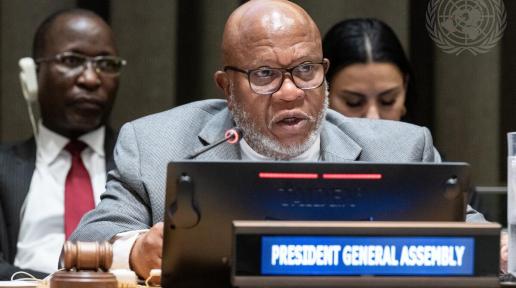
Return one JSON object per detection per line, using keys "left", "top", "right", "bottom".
{"left": 224, "top": 60, "right": 327, "bottom": 95}
{"left": 35, "top": 52, "right": 127, "bottom": 76}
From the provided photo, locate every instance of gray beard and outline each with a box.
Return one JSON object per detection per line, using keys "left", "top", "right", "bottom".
{"left": 229, "top": 81, "right": 329, "bottom": 160}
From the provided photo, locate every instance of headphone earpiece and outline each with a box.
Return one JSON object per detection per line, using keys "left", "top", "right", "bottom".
{"left": 18, "top": 57, "right": 40, "bottom": 137}
{"left": 19, "top": 57, "right": 38, "bottom": 103}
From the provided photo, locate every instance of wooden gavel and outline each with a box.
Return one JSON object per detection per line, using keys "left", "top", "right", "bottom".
{"left": 61, "top": 241, "right": 113, "bottom": 271}
{"left": 51, "top": 241, "right": 118, "bottom": 288}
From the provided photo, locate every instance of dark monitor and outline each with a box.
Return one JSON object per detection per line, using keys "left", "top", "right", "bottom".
{"left": 162, "top": 161, "right": 470, "bottom": 287}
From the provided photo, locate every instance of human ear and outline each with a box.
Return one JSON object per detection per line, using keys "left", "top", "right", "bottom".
{"left": 214, "top": 71, "right": 230, "bottom": 97}
{"left": 215, "top": 70, "right": 236, "bottom": 109}
{"left": 323, "top": 58, "right": 330, "bottom": 74}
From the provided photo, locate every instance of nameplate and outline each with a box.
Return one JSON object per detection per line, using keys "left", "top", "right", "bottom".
{"left": 261, "top": 235, "right": 474, "bottom": 276}
{"left": 232, "top": 221, "right": 500, "bottom": 288}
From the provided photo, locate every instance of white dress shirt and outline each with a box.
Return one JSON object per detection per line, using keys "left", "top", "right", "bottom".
{"left": 14, "top": 123, "right": 107, "bottom": 273}
{"left": 111, "top": 135, "right": 322, "bottom": 271}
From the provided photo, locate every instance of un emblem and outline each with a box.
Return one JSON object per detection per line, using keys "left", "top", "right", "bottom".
{"left": 426, "top": 0, "right": 506, "bottom": 55}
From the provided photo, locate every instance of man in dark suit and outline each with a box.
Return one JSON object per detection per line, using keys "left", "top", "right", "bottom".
{"left": 0, "top": 9, "right": 125, "bottom": 279}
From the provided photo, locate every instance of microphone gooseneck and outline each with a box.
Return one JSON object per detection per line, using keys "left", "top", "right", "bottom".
{"left": 186, "top": 127, "right": 243, "bottom": 159}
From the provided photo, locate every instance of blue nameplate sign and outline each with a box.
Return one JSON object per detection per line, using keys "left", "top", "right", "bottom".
{"left": 261, "top": 236, "right": 474, "bottom": 276}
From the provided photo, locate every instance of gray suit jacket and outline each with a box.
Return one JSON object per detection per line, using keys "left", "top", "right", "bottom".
{"left": 0, "top": 129, "right": 117, "bottom": 280}
{"left": 71, "top": 99, "right": 484, "bottom": 242}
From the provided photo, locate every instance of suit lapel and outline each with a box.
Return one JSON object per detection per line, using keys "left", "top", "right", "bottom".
{"left": 104, "top": 127, "right": 117, "bottom": 172}
{"left": 6, "top": 138, "right": 36, "bottom": 261}
{"left": 320, "top": 121, "right": 362, "bottom": 162}
{"left": 196, "top": 108, "right": 240, "bottom": 160}
{"left": 11, "top": 138, "right": 37, "bottom": 210}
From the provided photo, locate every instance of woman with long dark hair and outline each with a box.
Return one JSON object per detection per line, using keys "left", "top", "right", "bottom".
{"left": 323, "top": 18, "right": 414, "bottom": 122}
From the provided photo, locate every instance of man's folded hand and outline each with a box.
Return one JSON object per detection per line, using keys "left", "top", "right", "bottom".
{"left": 129, "top": 222, "right": 163, "bottom": 279}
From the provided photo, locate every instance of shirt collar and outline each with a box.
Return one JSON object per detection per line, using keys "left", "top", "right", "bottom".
{"left": 79, "top": 125, "right": 105, "bottom": 157}
{"left": 36, "top": 122, "right": 105, "bottom": 164}
{"left": 240, "top": 135, "right": 321, "bottom": 161}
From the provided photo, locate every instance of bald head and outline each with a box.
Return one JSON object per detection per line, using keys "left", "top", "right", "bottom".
{"left": 32, "top": 9, "right": 114, "bottom": 59}
{"left": 221, "top": 0, "right": 322, "bottom": 66}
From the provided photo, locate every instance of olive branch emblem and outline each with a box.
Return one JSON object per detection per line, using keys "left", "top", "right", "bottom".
{"left": 425, "top": 0, "right": 506, "bottom": 55}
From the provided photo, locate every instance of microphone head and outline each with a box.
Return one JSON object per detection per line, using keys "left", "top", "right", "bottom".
{"left": 225, "top": 127, "right": 243, "bottom": 144}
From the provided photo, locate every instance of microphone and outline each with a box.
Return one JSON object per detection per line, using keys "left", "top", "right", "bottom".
{"left": 186, "top": 127, "right": 243, "bottom": 159}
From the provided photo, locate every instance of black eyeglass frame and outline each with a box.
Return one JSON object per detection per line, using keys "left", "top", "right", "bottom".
{"left": 35, "top": 51, "right": 127, "bottom": 76}
{"left": 223, "top": 59, "right": 329, "bottom": 95}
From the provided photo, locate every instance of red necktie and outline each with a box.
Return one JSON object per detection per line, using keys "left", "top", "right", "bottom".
{"left": 64, "top": 141, "right": 95, "bottom": 239}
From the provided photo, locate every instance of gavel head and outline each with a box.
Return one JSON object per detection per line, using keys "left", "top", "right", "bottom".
{"left": 62, "top": 241, "right": 113, "bottom": 271}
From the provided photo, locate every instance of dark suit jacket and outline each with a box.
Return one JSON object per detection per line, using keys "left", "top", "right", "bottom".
{"left": 0, "top": 128, "right": 117, "bottom": 280}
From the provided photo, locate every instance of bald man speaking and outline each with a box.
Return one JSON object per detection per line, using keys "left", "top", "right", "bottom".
{"left": 71, "top": 0, "right": 485, "bottom": 279}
